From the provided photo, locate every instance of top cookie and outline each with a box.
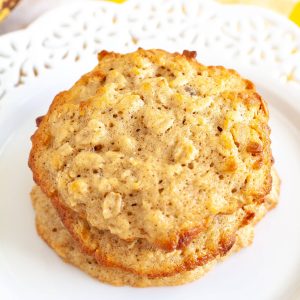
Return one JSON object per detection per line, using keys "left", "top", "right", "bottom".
{"left": 29, "top": 49, "right": 272, "bottom": 251}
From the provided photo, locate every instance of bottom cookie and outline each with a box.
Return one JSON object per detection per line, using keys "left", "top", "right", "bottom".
{"left": 30, "top": 186, "right": 259, "bottom": 287}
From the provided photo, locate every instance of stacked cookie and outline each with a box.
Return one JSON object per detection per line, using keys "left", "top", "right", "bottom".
{"left": 29, "top": 49, "right": 279, "bottom": 287}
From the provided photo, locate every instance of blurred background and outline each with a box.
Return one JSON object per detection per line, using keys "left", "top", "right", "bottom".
{"left": 0, "top": 0, "right": 299, "bottom": 35}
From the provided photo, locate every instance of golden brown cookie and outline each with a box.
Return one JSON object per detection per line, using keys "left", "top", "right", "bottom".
{"left": 31, "top": 185, "right": 275, "bottom": 287}
{"left": 32, "top": 187, "right": 216, "bottom": 287}
{"left": 29, "top": 49, "right": 273, "bottom": 251}
{"left": 30, "top": 168, "right": 279, "bottom": 278}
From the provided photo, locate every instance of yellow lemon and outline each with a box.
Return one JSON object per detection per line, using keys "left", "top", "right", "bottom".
{"left": 105, "top": 0, "right": 127, "bottom": 3}
{"left": 290, "top": 2, "right": 300, "bottom": 26}
{"left": 218, "top": 0, "right": 295, "bottom": 16}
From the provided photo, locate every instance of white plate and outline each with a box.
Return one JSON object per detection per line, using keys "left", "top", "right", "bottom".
{"left": 0, "top": 1, "right": 300, "bottom": 299}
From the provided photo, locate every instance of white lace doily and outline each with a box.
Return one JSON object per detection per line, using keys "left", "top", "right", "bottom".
{"left": 0, "top": 0, "right": 299, "bottom": 105}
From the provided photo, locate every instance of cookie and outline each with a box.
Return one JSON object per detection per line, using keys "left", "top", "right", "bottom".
{"left": 31, "top": 186, "right": 261, "bottom": 287}
{"left": 31, "top": 168, "right": 279, "bottom": 278}
{"left": 29, "top": 49, "right": 273, "bottom": 251}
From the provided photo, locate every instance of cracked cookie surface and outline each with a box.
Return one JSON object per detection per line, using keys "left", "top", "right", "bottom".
{"left": 29, "top": 49, "right": 273, "bottom": 251}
